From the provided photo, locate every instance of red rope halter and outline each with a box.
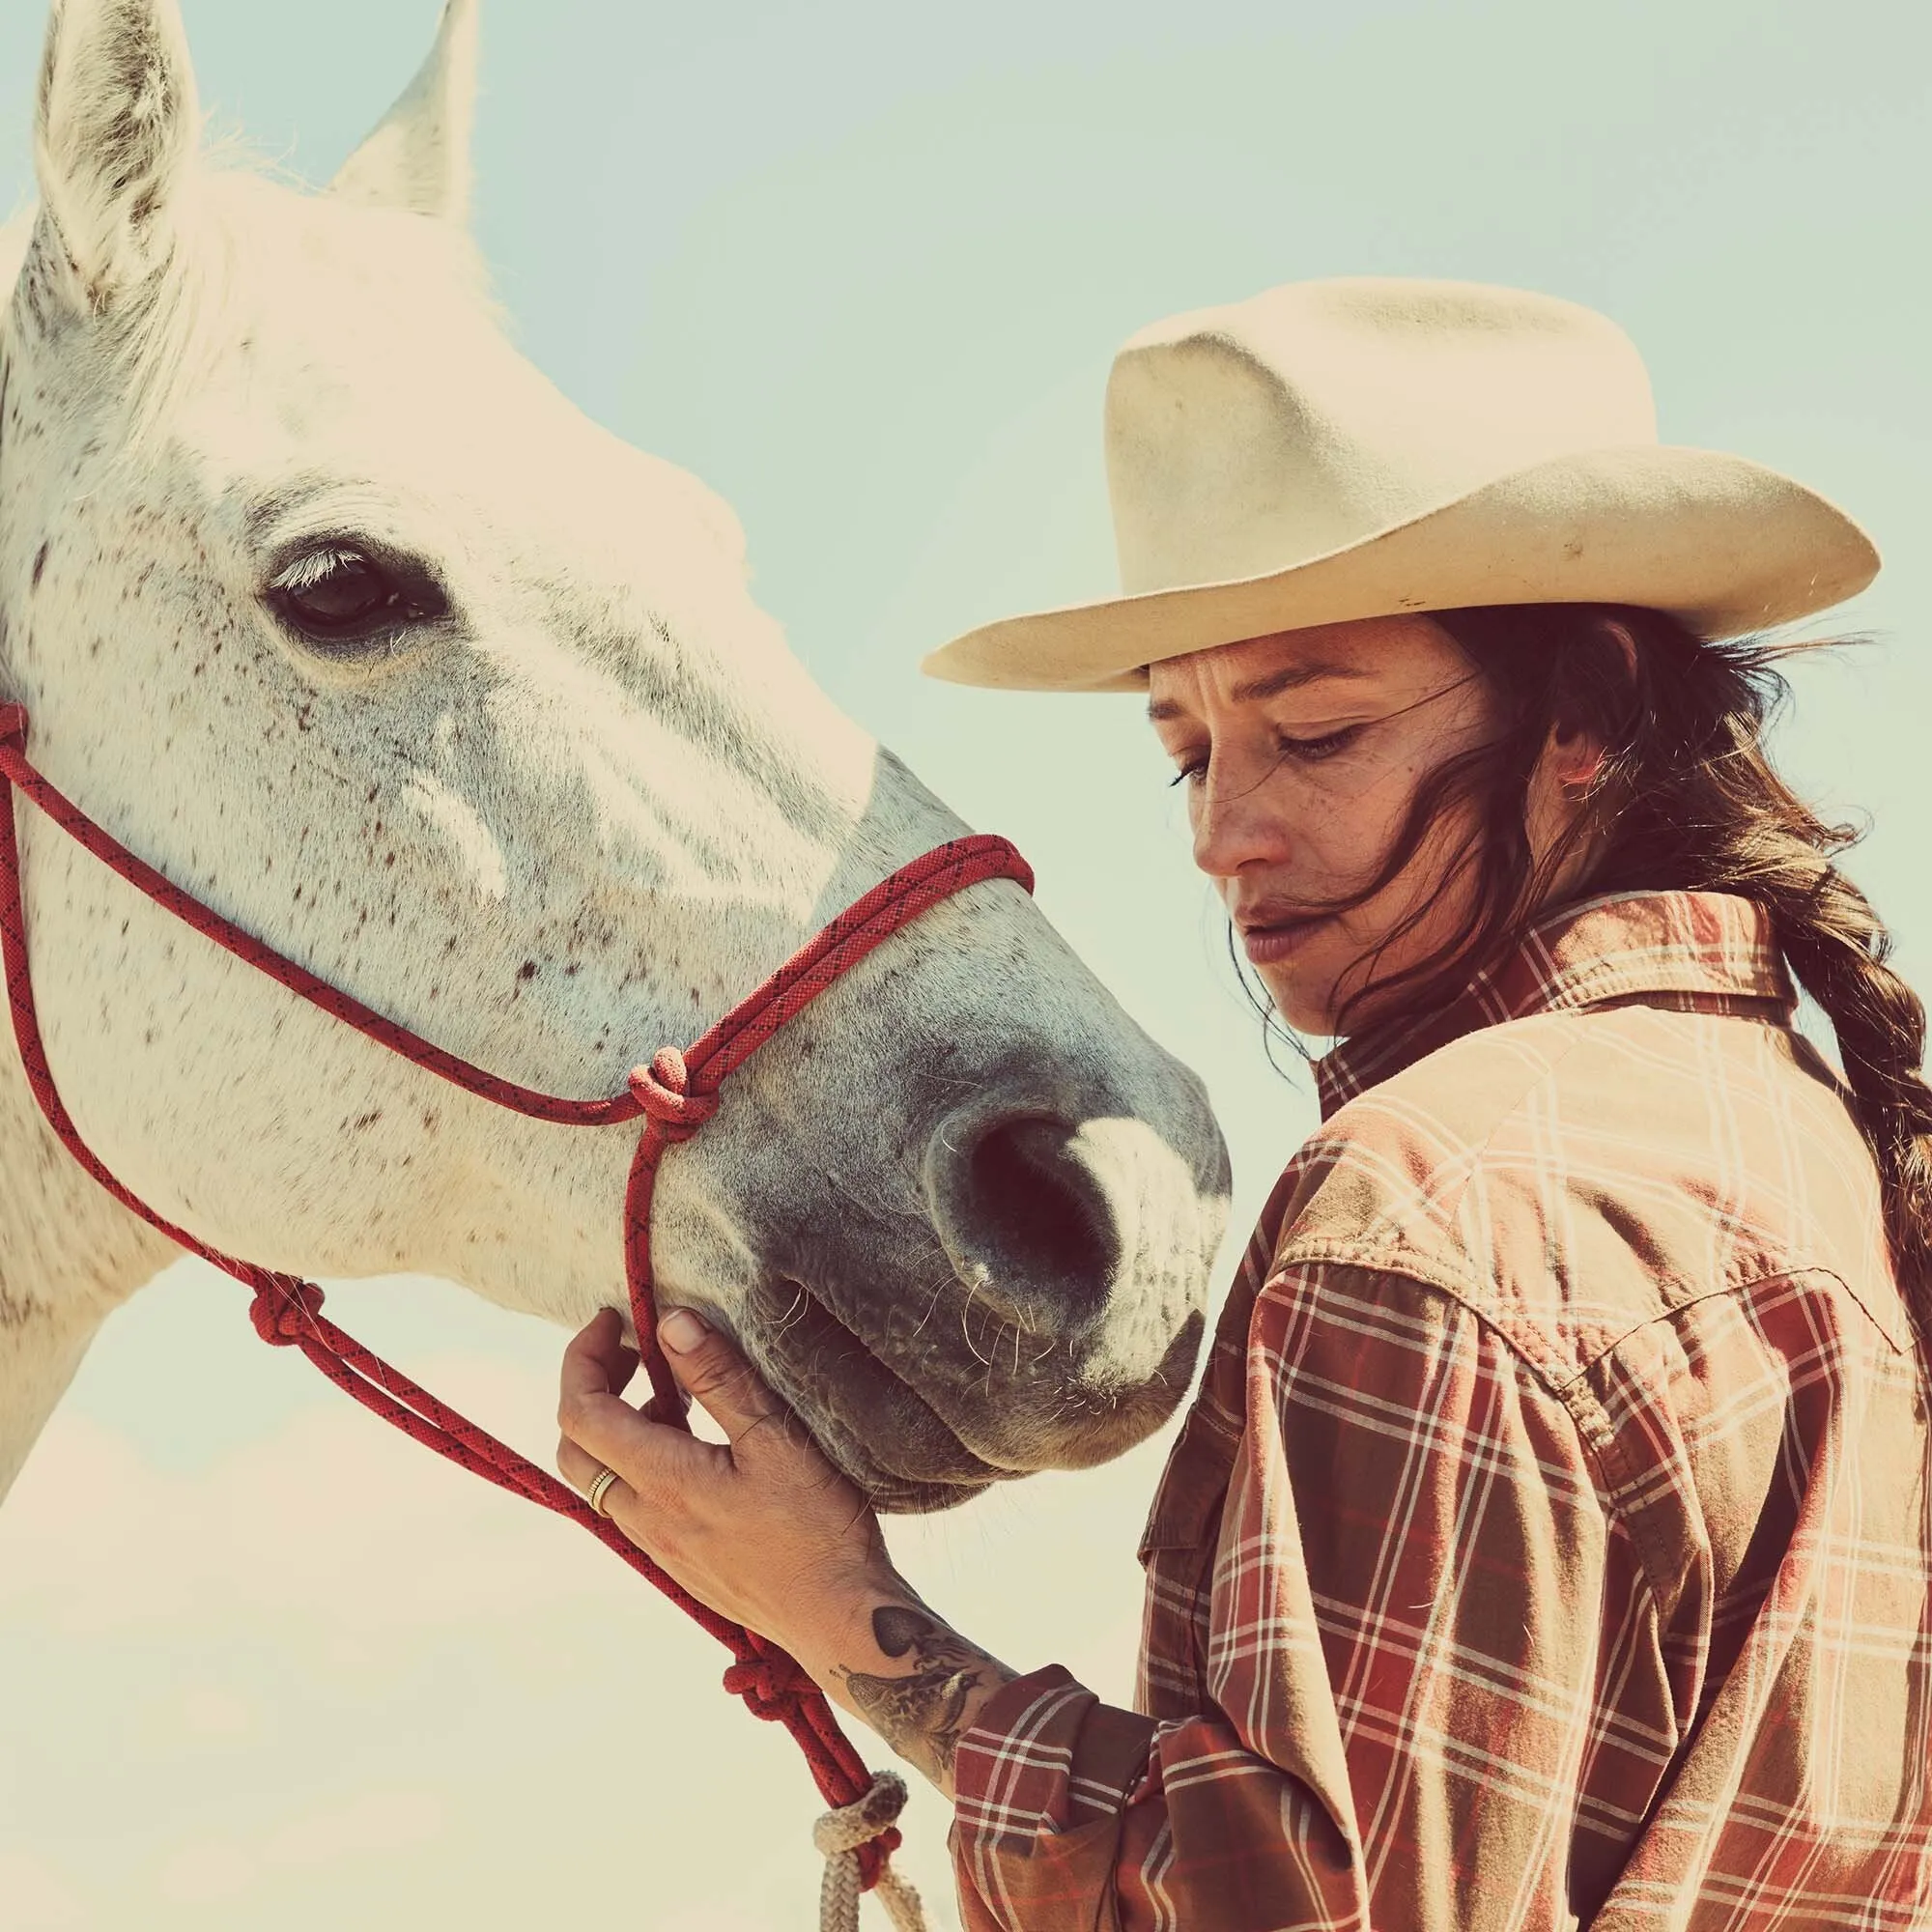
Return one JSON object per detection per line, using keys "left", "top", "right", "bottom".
{"left": 0, "top": 700, "right": 1033, "bottom": 1888}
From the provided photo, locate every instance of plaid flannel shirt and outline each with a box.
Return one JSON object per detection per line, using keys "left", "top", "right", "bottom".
{"left": 950, "top": 892, "right": 1932, "bottom": 1931}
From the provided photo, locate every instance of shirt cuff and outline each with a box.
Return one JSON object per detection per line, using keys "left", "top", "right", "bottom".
{"left": 952, "top": 1663, "right": 1159, "bottom": 1857}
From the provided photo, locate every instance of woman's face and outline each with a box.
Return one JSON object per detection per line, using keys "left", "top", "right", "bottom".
{"left": 1148, "top": 614, "right": 1502, "bottom": 1036}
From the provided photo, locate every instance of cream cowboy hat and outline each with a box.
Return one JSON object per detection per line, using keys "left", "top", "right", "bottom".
{"left": 921, "top": 277, "right": 1879, "bottom": 693}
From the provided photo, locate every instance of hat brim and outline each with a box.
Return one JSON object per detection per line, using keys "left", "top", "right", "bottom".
{"left": 920, "top": 445, "right": 1880, "bottom": 692}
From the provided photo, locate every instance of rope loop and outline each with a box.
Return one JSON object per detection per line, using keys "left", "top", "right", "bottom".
{"left": 722, "top": 1650, "right": 816, "bottom": 1720}
{"left": 247, "top": 1275, "right": 327, "bottom": 1346}
{"left": 628, "top": 1046, "right": 720, "bottom": 1143}
{"left": 813, "top": 1773, "right": 927, "bottom": 1932}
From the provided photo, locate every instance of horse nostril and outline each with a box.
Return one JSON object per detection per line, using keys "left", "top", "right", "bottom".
{"left": 952, "top": 1116, "right": 1122, "bottom": 1313}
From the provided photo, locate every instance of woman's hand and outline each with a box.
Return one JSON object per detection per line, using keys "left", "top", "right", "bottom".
{"left": 555, "top": 1305, "right": 1021, "bottom": 1795}
{"left": 554, "top": 1305, "right": 893, "bottom": 1661}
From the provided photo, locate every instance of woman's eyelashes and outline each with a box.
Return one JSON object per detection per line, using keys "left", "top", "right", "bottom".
{"left": 1276, "top": 724, "right": 1366, "bottom": 764}
{"left": 1168, "top": 723, "right": 1368, "bottom": 789}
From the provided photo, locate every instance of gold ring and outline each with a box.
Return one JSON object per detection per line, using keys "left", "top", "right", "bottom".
{"left": 584, "top": 1466, "right": 620, "bottom": 1518}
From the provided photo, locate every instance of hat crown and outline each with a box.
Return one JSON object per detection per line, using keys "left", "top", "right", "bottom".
{"left": 1105, "top": 277, "right": 1659, "bottom": 596}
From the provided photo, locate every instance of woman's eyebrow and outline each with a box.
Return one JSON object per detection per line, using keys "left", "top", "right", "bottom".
{"left": 1147, "top": 658, "right": 1369, "bottom": 722}
{"left": 1231, "top": 659, "right": 1370, "bottom": 702}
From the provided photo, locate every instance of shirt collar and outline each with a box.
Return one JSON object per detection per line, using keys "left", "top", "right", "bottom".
{"left": 1314, "top": 891, "right": 1796, "bottom": 1120}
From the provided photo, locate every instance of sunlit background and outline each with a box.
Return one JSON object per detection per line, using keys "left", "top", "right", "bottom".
{"left": 1, "top": 2, "right": 1927, "bottom": 1926}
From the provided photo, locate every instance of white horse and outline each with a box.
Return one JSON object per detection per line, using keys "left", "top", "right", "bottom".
{"left": 0, "top": 0, "right": 1229, "bottom": 1520}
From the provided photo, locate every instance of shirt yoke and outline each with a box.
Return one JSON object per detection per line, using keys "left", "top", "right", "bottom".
{"left": 1273, "top": 998, "right": 1912, "bottom": 1388}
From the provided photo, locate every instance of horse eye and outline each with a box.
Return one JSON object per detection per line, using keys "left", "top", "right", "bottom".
{"left": 267, "top": 545, "right": 446, "bottom": 650}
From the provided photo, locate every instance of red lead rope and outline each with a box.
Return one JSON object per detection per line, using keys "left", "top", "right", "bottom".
{"left": 0, "top": 700, "right": 1034, "bottom": 1889}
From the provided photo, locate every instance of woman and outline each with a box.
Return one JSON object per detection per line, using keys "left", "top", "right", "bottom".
{"left": 556, "top": 279, "right": 1932, "bottom": 1928}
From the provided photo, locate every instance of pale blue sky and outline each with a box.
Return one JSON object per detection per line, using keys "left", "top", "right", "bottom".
{"left": 0, "top": 3, "right": 1927, "bottom": 1927}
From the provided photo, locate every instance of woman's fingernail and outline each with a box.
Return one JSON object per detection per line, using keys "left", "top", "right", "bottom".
{"left": 661, "top": 1309, "right": 710, "bottom": 1354}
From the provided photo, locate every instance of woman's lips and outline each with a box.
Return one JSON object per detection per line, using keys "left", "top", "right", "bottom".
{"left": 1238, "top": 912, "right": 1333, "bottom": 965}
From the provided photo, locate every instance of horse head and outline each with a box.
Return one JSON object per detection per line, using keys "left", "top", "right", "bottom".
{"left": 0, "top": 0, "right": 1230, "bottom": 1511}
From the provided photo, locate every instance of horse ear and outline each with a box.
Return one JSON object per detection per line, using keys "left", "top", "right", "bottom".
{"left": 32, "top": 0, "right": 200, "bottom": 311}
{"left": 330, "top": 0, "right": 479, "bottom": 225}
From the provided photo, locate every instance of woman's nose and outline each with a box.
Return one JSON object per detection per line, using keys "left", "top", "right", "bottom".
{"left": 1190, "top": 762, "right": 1293, "bottom": 880}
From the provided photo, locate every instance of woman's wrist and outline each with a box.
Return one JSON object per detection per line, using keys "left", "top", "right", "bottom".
{"left": 787, "top": 1576, "right": 1020, "bottom": 1799}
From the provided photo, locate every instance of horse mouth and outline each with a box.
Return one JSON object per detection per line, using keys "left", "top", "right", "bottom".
{"left": 746, "top": 1274, "right": 1013, "bottom": 1514}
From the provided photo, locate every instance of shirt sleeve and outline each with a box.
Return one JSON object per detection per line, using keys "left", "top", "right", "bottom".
{"left": 948, "top": 1264, "right": 1677, "bottom": 1932}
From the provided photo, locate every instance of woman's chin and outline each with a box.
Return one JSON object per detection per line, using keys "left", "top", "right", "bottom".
{"left": 1260, "top": 970, "right": 1335, "bottom": 1037}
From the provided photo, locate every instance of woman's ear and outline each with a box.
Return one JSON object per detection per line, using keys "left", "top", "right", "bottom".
{"left": 1546, "top": 615, "right": 1637, "bottom": 793}
{"left": 1524, "top": 720, "right": 1605, "bottom": 894}
{"left": 1545, "top": 721, "right": 1607, "bottom": 794}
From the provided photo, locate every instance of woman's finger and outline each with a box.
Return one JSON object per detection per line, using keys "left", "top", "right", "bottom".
{"left": 659, "top": 1309, "right": 786, "bottom": 1446}
{"left": 563, "top": 1305, "right": 639, "bottom": 1397}
{"left": 558, "top": 1318, "right": 723, "bottom": 1501}
{"left": 556, "top": 1432, "right": 633, "bottom": 1514}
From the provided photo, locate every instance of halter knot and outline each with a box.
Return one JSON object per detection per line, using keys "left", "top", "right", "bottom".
{"left": 629, "top": 1046, "right": 720, "bottom": 1143}
{"left": 723, "top": 1651, "right": 816, "bottom": 1720}
{"left": 248, "top": 1275, "right": 327, "bottom": 1346}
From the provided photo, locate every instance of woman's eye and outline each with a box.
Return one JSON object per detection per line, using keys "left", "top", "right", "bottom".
{"left": 1168, "top": 725, "right": 1363, "bottom": 788}
{"left": 1277, "top": 724, "right": 1363, "bottom": 764}
{"left": 268, "top": 545, "right": 446, "bottom": 650}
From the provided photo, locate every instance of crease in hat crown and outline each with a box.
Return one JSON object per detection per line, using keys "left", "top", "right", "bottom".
{"left": 923, "top": 275, "right": 1878, "bottom": 693}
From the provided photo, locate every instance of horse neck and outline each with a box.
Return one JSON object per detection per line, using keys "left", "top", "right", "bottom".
{"left": 0, "top": 1009, "right": 174, "bottom": 1498}
{"left": 0, "top": 210, "right": 174, "bottom": 1498}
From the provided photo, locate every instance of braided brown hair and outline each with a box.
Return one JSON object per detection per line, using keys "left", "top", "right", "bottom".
{"left": 1246, "top": 603, "right": 1932, "bottom": 1355}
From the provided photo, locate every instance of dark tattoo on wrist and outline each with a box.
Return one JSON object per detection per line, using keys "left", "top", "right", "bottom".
{"left": 834, "top": 1603, "right": 1016, "bottom": 1782}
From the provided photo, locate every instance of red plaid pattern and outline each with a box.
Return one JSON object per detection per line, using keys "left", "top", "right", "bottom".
{"left": 951, "top": 893, "right": 1932, "bottom": 1930}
